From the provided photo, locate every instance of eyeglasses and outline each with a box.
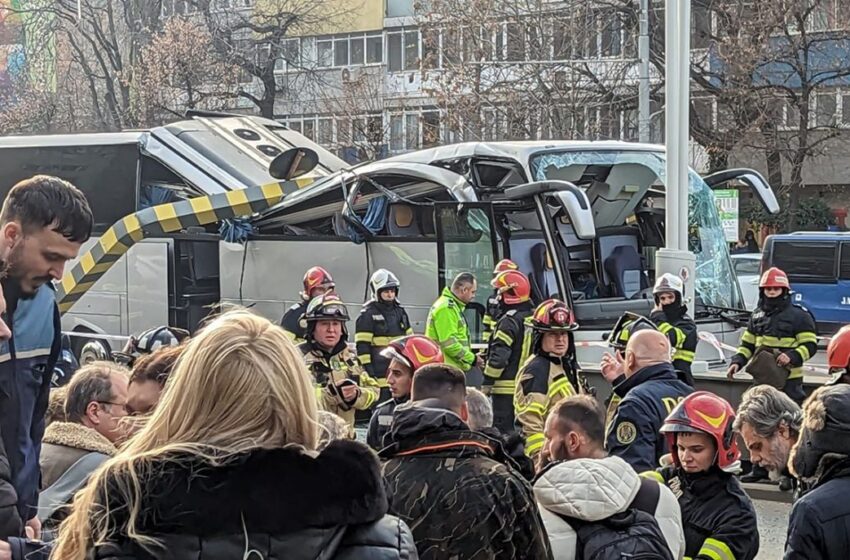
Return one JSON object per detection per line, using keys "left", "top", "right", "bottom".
{"left": 97, "top": 401, "right": 129, "bottom": 415}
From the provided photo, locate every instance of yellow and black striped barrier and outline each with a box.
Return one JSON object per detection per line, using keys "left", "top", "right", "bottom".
{"left": 57, "top": 179, "right": 308, "bottom": 314}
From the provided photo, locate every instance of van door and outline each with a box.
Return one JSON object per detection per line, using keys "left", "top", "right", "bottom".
{"left": 434, "top": 203, "right": 499, "bottom": 345}
{"left": 771, "top": 240, "right": 839, "bottom": 332}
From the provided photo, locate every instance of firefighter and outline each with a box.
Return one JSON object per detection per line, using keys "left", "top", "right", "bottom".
{"left": 281, "top": 266, "right": 335, "bottom": 344}
{"left": 514, "top": 299, "right": 586, "bottom": 461}
{"left": 355, "top": 269, "right": 413, "bottom": 402}
{"left": 483, "top": 259, "right": 519, "bottom": 342}
{"left": 482, "top": 269, "right": 534, "bottom": 433}
{"left": 726, "top": 267, "right": 818, "bottom": 405}
{"left": 366, "top": 335, "right": 443, "bottom": 450}
{"left": 112, "top": 326, "right": 190, "bottom": 368}
{"left": 826, "top": 324, "right": 850, "bottom": 385}
{"left": 650, "top": 273, "right": 698, "bottom": 386}
{"left": 650, "top": 392, "right": 760, "bottom": 560}
{"left": 299, "top": 293, "right": 380, "bottom": 434}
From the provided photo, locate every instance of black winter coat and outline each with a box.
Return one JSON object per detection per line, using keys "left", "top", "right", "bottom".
{"left": 785, "top": 456, "right": 850, "bottom": 560}
{"left": 380, "top": 402, "right": 552, "bottom": 560}
{"left": 0, "top": 434, "right": 22, "bottom": 539}
{"left": 84, "top": 440, "right": 418, "bottom": 560}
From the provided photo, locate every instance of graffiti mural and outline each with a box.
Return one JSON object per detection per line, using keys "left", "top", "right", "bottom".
{"left": 0, "top": 0, "right": 27, "bottom": 95}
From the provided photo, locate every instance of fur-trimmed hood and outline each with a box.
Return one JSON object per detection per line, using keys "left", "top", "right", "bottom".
{"left": 102, "top": 439, "right": 388, "bottom": 538}
{"left": 790, "top": 384, "right": 850, "bottom": 481}
{"left": 42, "top": 422, "right": 117, "bottom": 456}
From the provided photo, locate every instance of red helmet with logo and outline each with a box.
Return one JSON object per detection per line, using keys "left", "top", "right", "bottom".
{"left": 827, "top": 325, "right": 850, "bottom": 371}
{"left": 759, "top": 267, "right": 789, "bottom": 290}
{"left": 491, "top": 270, "right": 532, "bottom": 305}
{"left": 492, "top": 259, "right": 519, "bottom": 275}
{"left": 660, "top": 391, "right": 740, "bottom": 469}
{"left": 531, "top": 299, "right": 578, "bottom": 332}
{"left": 381, "top": 335, "right": 444, "bottom": 372}
{"left": 302, "top": 266, "right": 335, "bottom": 298}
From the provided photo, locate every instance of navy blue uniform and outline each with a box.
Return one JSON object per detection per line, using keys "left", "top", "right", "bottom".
{"left": 785, "top": 459, "right": 850, "bottom": 560}
{"left": 606, "top": 363, "right": 693, "bottom": 473}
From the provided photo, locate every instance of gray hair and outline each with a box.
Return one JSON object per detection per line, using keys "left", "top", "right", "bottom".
{"left": 451, "top": 272, "right": 476, "bottom": 291}
{"left": 733, "top": 384, "right": 803, "bottom": 437}
{"left": 465, "top": 388, "right": 493, "bottom": 431}
{"left": 65, "top": 361, "right": 129, "bottom": 423}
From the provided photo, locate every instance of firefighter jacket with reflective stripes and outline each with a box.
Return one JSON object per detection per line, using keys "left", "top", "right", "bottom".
{"left": 483, "top": 302, "right": 534, "bottom": 396}
{"left": 646, "top": 465, "right": 759, "bottom": 560}
{"left": 280, "top": 300, "right": 309, "bottom": 344}
{"left": 650, "top": 306, "right": 698, "bottom": 375}
{"left": 425, "top": 287, "right": 474, "bottom": 370}
{"left": 367, "top": 395, "right": 408, "bottom": 451}
{"left": 482, "top": 291, "right": 502, "bottom": 343}
{"left": 354, "top": 300, "right": 413, "bottom": 382}
{"left": 606, "top": 363, "right": 693, "bottom": 473}
{"left": 730, "top": 297, "right": 818, "bottom": 381}
{"left": 298, "top": 341, "right": 380, "bottom": 433}
{"left": 514, "top": 354, "right": 584, "bottom": 459}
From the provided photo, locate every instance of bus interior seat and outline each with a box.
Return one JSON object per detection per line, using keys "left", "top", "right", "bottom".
{"left": 586, "top": 164, "right": 657, "bottom": 228}
{"left": 387, "top": 203, "right": 422, "bottom": 236}
{"left": 604, "top": 245, "right": 648, "bottom": 298}
{"left": 596, "top": 226, "right": 644, "bottom": 286}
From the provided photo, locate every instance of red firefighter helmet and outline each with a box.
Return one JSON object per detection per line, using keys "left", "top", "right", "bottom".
{"left": 759, "top": 267, "right": 790, "bottom": 290}
{"left": 660, "top": 391, "right": 740, "bottom": 469}
{"left": 302, "top": 266, "right": 335, "bottom": 298}
{"left": 531, "top": 299, "right": 578, "bottom": 332}
{"left": 827, "top": 325, "right": 850, "bottom": 371}
{"left": 381, "top": 335, "right": 444, "bottom": 372}
{"left": 491, "top": 270, "right": 532, "bottom": 305}
{"left": 492, "top": 259, "right": 519, "bottom": 275}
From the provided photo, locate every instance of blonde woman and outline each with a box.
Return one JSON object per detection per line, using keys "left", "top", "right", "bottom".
{"left": 53, "top": 310, "right": 417, "bottom": 560}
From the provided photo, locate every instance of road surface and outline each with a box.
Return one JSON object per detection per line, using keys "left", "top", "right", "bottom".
{"left": 754, "top": 498, "right": 791, "bottom": 559}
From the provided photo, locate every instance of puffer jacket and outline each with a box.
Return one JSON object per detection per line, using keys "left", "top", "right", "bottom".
{"left": 534, "top": 455, "right": 685, "bottom": 560}
{"left": 82, "top": 440, "right": 417, "bottom": 559}
{"left": 380, "top": 402, "right": 552, "bottom": 560}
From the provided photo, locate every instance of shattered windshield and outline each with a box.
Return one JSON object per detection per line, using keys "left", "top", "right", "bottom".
{"left": 531, "top": 150, "right": 744, "bottom": 309}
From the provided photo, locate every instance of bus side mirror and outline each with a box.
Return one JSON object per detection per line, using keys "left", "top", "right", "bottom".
{"left": 703, "top": 168, "right": 780, "bottom": 215}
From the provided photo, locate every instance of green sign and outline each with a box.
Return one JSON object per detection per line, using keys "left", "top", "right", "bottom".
{"left": 714, "top": 189, "right": 739, "bottom": 242}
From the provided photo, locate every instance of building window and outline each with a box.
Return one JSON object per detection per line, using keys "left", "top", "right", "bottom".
{"left": 506, "top": 22, "right": 524, "bottom": 61}
{"left": 390, "top": 114, "right": 404, "bottom": 151}
{"left": 405, "top": 114, "right": 419, "bottom": 149}
{"left": 350, "top": 36, "right": 365, "bottom": 65}
{"left": 366, "top": 34, "right": 383, "bottom": 64}
{"left": 318, "top": 117, "right": 334, "bottom": 146}
{"left": 317, "top": 38, "right": 333, "bottom": 68}
{"left": 815, "top": 92, "right": 837, "bottom": 127}
{"left": 387, "top": 32, "right": 402, "bottom": 72}
{"left": 422, "top": 111, "right": 441, "bottom": 147}
{"left": 334, "top": 37, "right": 349, "bottom": 67}
{"left": 841, "top": 92, "right": 850, "bottom": 127}
{"left": 404, "top": 30, "right": 420, "bottom": 70}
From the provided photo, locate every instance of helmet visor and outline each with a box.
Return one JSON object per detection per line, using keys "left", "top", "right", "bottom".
{"left": 381, "top": 345, "right": 412, "bottom": 370}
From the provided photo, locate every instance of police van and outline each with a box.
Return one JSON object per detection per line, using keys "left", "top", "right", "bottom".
{"left": 761, "top": 232, "right": 850, "bottom": 335}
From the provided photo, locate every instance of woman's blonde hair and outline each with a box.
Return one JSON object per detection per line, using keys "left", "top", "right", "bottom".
{"left": 54, "top": 309, "right": 318, "bottom": 559}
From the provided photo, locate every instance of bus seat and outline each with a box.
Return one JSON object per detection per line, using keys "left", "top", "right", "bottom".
{"left": 529, "top": 242, "right": 550, "bottom": 302}
{"left": 387, "top": 203, "right": 422, "bottom": 236}
{"left": 596, "top": 226, "right": 644, "bottom": 286}
{"left": 604, "top": 245, "right": 648, "bottom": 298}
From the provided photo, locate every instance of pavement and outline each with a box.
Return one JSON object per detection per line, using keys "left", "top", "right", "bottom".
{"left": 754, "top": 497, "right": 791, "bottom": 559}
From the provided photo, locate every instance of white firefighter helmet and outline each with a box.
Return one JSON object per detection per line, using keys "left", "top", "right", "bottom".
{"left": 369, "top": 269, "right": 400, "bottom": 299}
{"left": 653, "top": 273, "right": 684, "bottom": 297}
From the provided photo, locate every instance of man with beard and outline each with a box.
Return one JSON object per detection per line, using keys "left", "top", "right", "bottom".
{"left": 650, "top": 273, "right": 697, "bottom": 386}
{"left": 534, "top": 396, "right": 684, "bottom": 559}
{"left": 0, "top": 176, "right": 92, "bottom": 540}
{"left": 734, "top": 385, "right": 802, "bottom": 490}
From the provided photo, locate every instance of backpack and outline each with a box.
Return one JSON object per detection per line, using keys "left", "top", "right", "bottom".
{"left": 561, "top": 478, "right": 673, "bottom": 560}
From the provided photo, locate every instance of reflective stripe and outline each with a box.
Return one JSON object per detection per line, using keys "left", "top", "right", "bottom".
{"left": 375, "top": 377, "right": 389, "bottom": 388}
{"left": 372, "top": 336, "right": 394, "bottom": 346}
{"left": 526, "top": 433, "right": 545, "bottom": 456}
{"left": 741, "top": 330, "right": 756, "bottom": 344}
{"left": 516, "top": 402, "right": 547, "bottom": 416}
{"left": 548, "top": 377, "right": 574, "bottom": 399}
{"left": 795, "top": 345, "right": 811, "bottom": 362}
{"left": 440, "top": 337, "right": 458, "bottom": 348}
{"left": 796, "top": 332, "right": 818, "bottom": 344}
{"left": 658, "top": 323, "right": 673, "bottom": 334}
{"left": 491, "top": 381, "right": 515, "bottom": 396}
{"left": 484, "top": 365, "right": 504, "bottom": 379}
{"left": 405, "top": 327, "right": 414, "bottom": 335}
{"left": 493, "top": 330, "right": 514, "bottom": 346}
{"left": 699, "top": 538, "right": 736, "bottom": 560}
{"left": 354, "top": 332, "right": 374, "bottom": 343}
{"left": 641, "top": 471, "right": 665, "bottom": 483}
{"left": 760, "top": 335, "right": 798, "bottom": 348}
{"left": 737, "top": 346, "right": 753, "bottom": 359}
{"left": 361, "top": 388, "right": 377, "bottom": 408}
{"left": 314, "top": 385, "right": 325, "bottom": 404}
{"left": 358, "top": 354, "right": 372, "bottom": 364}
{"left": 789, "top": 366, "right": 804, "bottom": 380}
{"left": 673, "top": 349, "right": 695, "bottom": 362}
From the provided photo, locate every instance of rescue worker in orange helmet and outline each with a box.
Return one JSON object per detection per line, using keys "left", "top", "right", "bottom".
{"left": 514, "top": 299, "right": 586, "bottom": 461}
{"left": 826, "top": 324, "right": 850, "bottom": 385}
{"left": 366, "top": 335, "right": 443, "bottom": 450}
{"left": 648, "top": 392, "right": 760, "bottom": 560}
{"left": 727, "top": 266, "right": 817, "bottom": 405}
{"left": 483, "top": 259, "right": 519, "bottom": 342}
{"left": 482, "top": 270, "right": 534, "bottom": 433}
{"left": 281, "top": 266, "right": 335, "bottom": 344}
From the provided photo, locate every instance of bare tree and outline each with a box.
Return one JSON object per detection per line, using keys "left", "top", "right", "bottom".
{"left": 136, "top": 17, "right": 240, "bottom": 124}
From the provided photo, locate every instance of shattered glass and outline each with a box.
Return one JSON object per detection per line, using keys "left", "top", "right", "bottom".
{"left": 531, "top": 150, "right": 743, "bottom": 309}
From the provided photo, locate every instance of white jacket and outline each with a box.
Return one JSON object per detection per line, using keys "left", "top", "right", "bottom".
{"left": 533, "top": 455, "right": 685, "bottom": 560}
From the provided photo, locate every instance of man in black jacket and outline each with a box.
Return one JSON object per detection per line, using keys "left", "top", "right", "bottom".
{"left": 785, "top": 384, "right": 850, "bottom": 559}
{"left": 381, "top": 363, "right": 552, "bottom": 560}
